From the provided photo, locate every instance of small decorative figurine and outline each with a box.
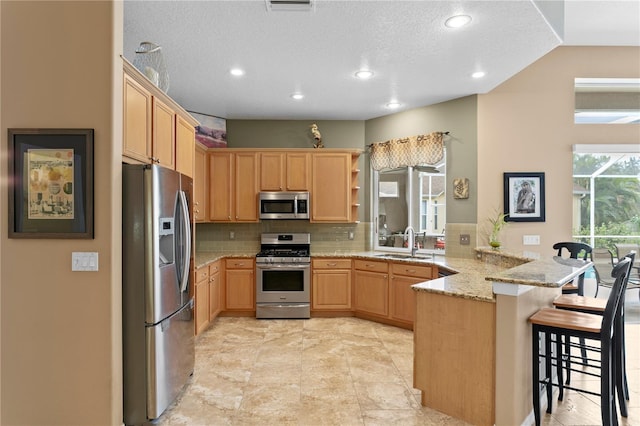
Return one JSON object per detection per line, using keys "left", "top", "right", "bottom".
{"left": 310, "top": 123, "right": 323, "bottom": 148}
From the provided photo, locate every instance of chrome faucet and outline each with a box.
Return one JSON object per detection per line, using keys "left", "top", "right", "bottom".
{"left": 404, "top": 225, "right": 417, "bottom": 257}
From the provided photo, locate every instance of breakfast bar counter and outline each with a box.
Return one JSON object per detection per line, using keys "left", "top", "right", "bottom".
{"left": 411, "top": 249, "right": 591, "bottom": 426}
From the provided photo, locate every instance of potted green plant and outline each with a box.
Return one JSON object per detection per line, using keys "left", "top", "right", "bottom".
{"left": 488, "top": 210, "right": 508, "bottom": 248}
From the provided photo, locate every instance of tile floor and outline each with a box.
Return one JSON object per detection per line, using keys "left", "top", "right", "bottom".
{"left": 154, "top": 315, "right": 640, "bottom": 426}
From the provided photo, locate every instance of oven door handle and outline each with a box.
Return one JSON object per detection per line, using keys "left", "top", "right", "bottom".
{"left": 256, "top": 264, "right": 310, "bottom": 270}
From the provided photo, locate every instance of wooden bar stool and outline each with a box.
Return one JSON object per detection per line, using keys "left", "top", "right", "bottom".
{"left": 553, "top": 252, "right": 636, "bottom": 403}
{"left": 553, "top": 242, "right": 593, "bottom": 365}
{"left": 529, "top": 258, "right": 632, "bottom": 426}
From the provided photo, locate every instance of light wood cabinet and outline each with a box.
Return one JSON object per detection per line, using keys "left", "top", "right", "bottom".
{"left": 311, "top": 258, "right": 352, "bottom": 310}
{"left": 208, "top": 261, "right": 222, "bottom": 320}
{"left": 311, "top": 153, "right": 351, "bottom": 222}
{"left": 193, "top": 144, "right": 207, "bottom": 222}
{"left": 176, "top": 115, "right": 195, "bottom": 178}
{"left": 389, "top": 262, "right": 436, "bottom": 324}
{"left": 224, "top": 258, "right": 255, "bottom": 311}
{"left": 353, "top": 259, "right": 389, "bottom": 317}
{"left": 209, "top": 151, "right": 259, "bottom": 222}
{"left": 350, "top": 154, "right": 361, "bottom": 223}
{"left": 260, "top": 152, "right": 310, "bottom": 191}
{"left": 123, "top": 73, "right": 152, "bottom": 163}
{"left": 152, "top": 97, "right": 176, "bottom": 169}
{"left": 194, "top": 266, "right": 210, "bottom": 335}
{"left": 122, "top": 59, "right": 197, "bottom": 175}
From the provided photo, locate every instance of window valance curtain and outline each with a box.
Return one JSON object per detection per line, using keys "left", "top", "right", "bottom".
{"left": 369, "top": 132, "right": 445, "bottom": 171}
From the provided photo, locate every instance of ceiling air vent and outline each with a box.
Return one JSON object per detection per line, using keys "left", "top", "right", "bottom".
{"left": 265, "top": 0, "right": 315, "bottom": 12}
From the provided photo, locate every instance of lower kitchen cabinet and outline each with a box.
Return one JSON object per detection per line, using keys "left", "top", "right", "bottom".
{"left": 389, "top": 262, "right": 436, "bottom": 325}
{"left": 224, "top": 258, "right": 255, "bottom": 312}
{"left": 194, "top": 265, "right": 210, "bottom": 335}
{"left": 194, "top": 260, "right": 223, "bottom": 336}
{"left": 311, "top": 258, "right": 352, "bottom": 311}
{"left": 208, "top": 261, "right": 222, "bottom": 319}
{"left": 353, "top": 259, "right": 389, "bottom": 317}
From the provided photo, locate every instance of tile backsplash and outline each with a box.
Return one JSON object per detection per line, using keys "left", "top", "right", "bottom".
{"left": 196, "top": 221, "right": 369, "bottom": 254}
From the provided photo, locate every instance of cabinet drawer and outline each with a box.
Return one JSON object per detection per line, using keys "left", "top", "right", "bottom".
{"left": 225, "top": 258, "right": 254, "bottom": 269}
{"left": 209, "top": 261, "right": 221, "bottom": 275}
{"left": 312, "top": 258, "right": 352, "bottom": 269}
{"left": 353, "top": 259, "right": 388, "bottom": 273}
{"left": 391, "top": 262, "right": 435, "bottom": 279}
{"left": 195, "top": 267, "right": 209, "bottom": 283}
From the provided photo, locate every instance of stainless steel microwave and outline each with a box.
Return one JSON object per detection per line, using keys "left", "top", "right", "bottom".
{"left": 259, "top": 192, "right": 310, "bottom": 220}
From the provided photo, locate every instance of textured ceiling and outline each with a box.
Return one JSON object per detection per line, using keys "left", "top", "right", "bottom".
{"left": 123, "top": 0, "right": 640, "bottom": 121}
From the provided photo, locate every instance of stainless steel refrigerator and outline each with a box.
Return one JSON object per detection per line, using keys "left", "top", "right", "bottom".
{"left": 122, "top": 164, "right": 195, "bottom": 426}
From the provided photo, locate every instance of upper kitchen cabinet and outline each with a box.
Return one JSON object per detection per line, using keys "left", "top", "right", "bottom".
{"left": 193, "top": 143, "right": 208, "bottom": 222}
{"left": 151, "top": 96, "right": 175, "bottom": 169}
{"left": 123, "top": 73, "right": 152, "bottom": 163}
{"left": 259, "top": 151, "right": 310, "bottom": 191}
{"left": 122, "top": 59, "right": 198, "bottom": 176}
{"left": 311, "top": 152, "right": 360, "bottom": 223}
{"left": 209, "top": 150, "right": 259, "bottom": 222}
{"left": 176, "top": 115, "right": 196, "bottom": 178}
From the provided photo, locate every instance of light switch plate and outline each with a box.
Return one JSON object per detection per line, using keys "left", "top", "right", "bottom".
{"left": 523, "top": 235, "right": 540, "bottom": 245}
{"left": 72, "top": 252, "right": 99, "bottom": 271}
{"left": 460, "top": 234, "right": 470, "bottom": 245}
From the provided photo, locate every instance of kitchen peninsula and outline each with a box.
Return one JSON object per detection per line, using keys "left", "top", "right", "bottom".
{"left": 412, "top": 249, "right": 592, "bottom": 426}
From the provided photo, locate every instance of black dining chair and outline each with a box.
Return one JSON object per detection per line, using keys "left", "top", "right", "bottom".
{"left": 529, "top": 257, "right": 632, "bottom": 426}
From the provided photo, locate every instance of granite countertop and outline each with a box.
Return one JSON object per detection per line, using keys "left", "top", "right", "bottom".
{"left": 193, "top": 249, "right": 586, "bottom": 303}
{"left": 485, "top": 256, "right": 592, "bottom": 288}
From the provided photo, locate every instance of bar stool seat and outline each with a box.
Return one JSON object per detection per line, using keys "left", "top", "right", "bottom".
{"left": 553, "top": 294, "right": 606, "bottom": 312}
{"left": 529, "top": 257, "right": 632, "bottom": 426}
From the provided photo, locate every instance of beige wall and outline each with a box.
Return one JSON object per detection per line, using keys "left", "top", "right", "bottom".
{"left": 0, "top": 2, "right": 123, "bottom": 425}
{"left": 477, "top": 46, "right": 640, "bottom": 256}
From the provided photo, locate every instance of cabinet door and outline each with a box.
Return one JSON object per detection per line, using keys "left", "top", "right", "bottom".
{"left": 152, "top": 97, "right": 176, "bottom": 169}
{"left": 286, "top": 152, "right": 310, "bottom": 191}
{"left": 209, "top": 271, "right": 221, "bottom": 320}
{"left": 354, "top": 270, "right": 388, "bottom": 316}
{"left": 195, "top": 276, "right": 210, "bottom": 335}
{"left": 311, "top": 153, "right": 350, "bottom": 222}
{"left": 234, "top": 153, "right": 259, "bottom": 222}
{"left": 209, "top": 152, "right": 233, "bottom": 221}
{"left": 123, "top": 74, "right": 152, "bottom": 163}
{"left": 225, "top": 269, "right": 255, "bottom": 310}
{"left": 389, "top": 275, "right": 419, "bottom": 323}
{"left": 260, "top": 152, "right": 285, "bottom": 191}
{"left": 312, "top": 269, "right": 351, "bottom": 310}
{"left": 175, "top": 115, "right": 195, "bottom": 178}
{"left": 194, "top": 145, "right": 207, "bottom": 222}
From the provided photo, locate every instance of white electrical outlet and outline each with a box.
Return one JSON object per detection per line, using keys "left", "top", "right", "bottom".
{"left": 229, "top": 231, "right": 235, "bottom": 240}
{"left": 523, "top": 235, "right": 540, "bottom": 245}
{"left": 72, "top": 252, "right": 99, "bottom": 271}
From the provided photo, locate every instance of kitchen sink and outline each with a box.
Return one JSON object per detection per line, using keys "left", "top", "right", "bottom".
{"left": 374, "top": 253, "right": 432, "bottom": 260}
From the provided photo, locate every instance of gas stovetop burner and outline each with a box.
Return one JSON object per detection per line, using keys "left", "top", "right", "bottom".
{"left": 256, "top": 233, "right": 311, "bottom": 264}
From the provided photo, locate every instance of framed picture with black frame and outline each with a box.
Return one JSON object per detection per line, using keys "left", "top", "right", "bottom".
{"left": 8, "top": 128, "right": 94, "bottom": 238}
{"left": 503, "top": 172, "right": 545, "bottom": 222}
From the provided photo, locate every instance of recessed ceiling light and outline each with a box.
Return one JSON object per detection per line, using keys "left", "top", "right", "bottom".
{"left": 445, "top": 14, "right": 472, "bottom": 28}
{"left": 230, "top": 68, "right": 245, "bottom": 77}
{"left": 290, "top": 93, "right": 304, "bottom": 100}
{"left": 386, "top": 101, "right": 401, "bottom": 109}
{"left": 355, "top": 70, "right": 374, "bottom": 80}
{"left": 471, "top": 71, "right": 486, "bottom": 79}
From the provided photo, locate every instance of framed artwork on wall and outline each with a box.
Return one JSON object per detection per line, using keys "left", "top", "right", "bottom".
{"left": 189, "top": 111, "right": 227, "bottom": 148}
{"left": 503, "top": 172, "right": 545, "bottom": 222}
{"left": 8, "top": 128, "right": 94, "bottom": 238}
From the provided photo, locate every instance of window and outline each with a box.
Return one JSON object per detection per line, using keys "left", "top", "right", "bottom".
{"left": 572, "top": 145, "right": 640, "bottom": 250}
{"left": 373, "top": 155, "right": 446, "bottom": 253}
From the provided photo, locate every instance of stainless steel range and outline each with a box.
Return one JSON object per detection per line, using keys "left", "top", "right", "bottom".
{"left": 255, "top": 233, "right": 311, "bottom": 319}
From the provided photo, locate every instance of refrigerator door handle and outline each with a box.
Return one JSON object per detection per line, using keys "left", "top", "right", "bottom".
{"left": 178, "top": 190, "right": 191, "bottom": 293}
